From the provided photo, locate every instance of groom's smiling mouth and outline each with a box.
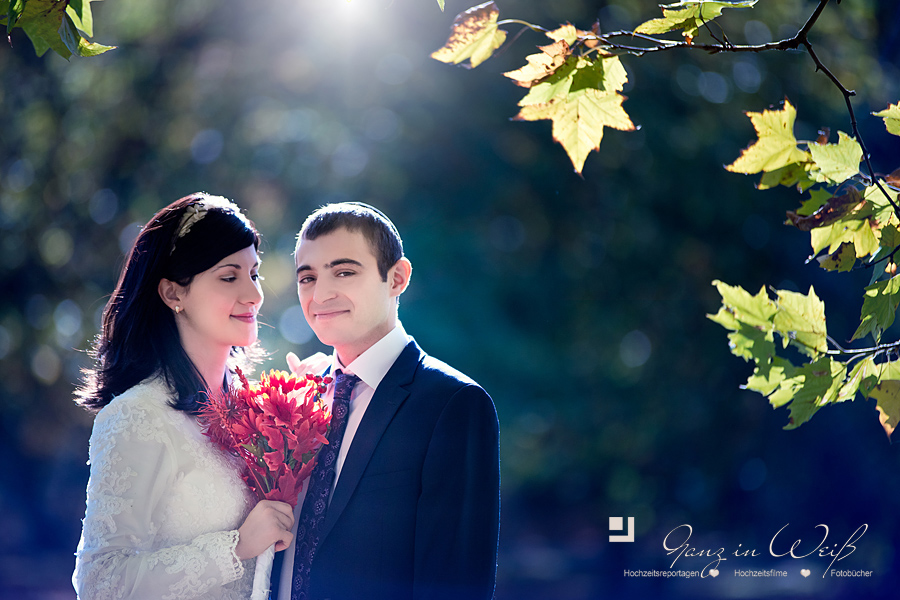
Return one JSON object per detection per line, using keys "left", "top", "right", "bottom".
{"left": 313, "top": 309, "right": 349, "bottom": 321}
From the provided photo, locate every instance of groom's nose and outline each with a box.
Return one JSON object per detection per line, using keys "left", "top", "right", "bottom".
{"left": 311, "top": 278, "right": 337, "bottom": 304}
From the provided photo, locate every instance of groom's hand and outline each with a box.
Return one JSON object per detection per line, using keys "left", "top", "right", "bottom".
{"left": 286, "top": 351, "right": 330, "bottom": 378}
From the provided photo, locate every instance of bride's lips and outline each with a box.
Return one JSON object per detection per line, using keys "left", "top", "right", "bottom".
{"left": 231, "top": 313, "right": 257, "bottom": 323}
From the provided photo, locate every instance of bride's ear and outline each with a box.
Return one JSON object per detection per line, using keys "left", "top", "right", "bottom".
{"left": 158, "top": 278, "right": 184, "bottom": 312}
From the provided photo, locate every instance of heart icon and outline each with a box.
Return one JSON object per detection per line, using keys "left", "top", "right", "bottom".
{"left": 801, "top": 569, "right": 811, "bottom": 578}
{"left": 709, "top": 569, "right": 719, "bottom": 578}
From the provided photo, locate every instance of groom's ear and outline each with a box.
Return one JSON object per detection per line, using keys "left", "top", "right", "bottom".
{"left": 158, "top": 278, "right": 185, "bottom": 310}
{"left": 388, "top": 257, "right": 412, "bottom": 298}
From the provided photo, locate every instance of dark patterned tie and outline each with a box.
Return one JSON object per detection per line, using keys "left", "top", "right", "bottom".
{"left": 291, "top": 371, "right": 359, "bottom": 600}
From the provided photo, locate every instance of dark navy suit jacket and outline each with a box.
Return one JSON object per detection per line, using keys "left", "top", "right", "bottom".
{"left": 272, "top": 339, "right": 500, "bottom": 600}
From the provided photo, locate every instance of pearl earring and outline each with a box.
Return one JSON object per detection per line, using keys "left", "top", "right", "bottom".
{"left": 175, "top": 306, "right": 182, "bottom": 314}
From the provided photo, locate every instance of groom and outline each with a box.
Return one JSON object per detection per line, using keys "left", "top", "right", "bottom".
{"left": 272, "top": 203, "right": 500, "bottom": 600}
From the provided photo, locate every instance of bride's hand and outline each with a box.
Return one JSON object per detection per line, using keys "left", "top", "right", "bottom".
{"left": 235, "top": 500, "right": 295, "bottom": 559}
{"left": 286, "top": 351, "right": 330, "bottom": 378}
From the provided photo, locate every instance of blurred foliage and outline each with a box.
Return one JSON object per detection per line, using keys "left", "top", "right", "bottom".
{"left": 2, "top": 0, "right": 900, "bottom": 598}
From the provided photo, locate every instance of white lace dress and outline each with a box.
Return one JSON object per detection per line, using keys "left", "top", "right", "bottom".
{"left": 73, "top": 377, "right": 256, "bottom": 600}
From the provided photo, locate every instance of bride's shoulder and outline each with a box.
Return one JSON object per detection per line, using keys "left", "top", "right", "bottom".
{"left": 95, "top": 377, "right": 174, "bottom": 425}
{"left": 88, "top": 377, "right": 181, "bottom": 456}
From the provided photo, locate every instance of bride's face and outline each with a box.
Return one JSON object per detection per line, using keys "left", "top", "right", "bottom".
{"left": 174, "top": 245, "right": 264, "bottom": 352}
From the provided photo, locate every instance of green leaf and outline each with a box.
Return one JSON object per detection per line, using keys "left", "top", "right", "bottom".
{"left": 431, "top": 1, "right": 507, "bottom": 68}
{"left": 744, "top": 357, "right": 795, "bottom": 397}
{"left": 59, "top": 12, "right": 81, "bottom": 56}
{"left": 851, "top": 275, "right": 900, "bottom": 342}
{"left": 436, "top": 0, "right": 445, "bottom": 11}
{"left": 873, "top": 103, "right": 900, "bottom": 137}
{"left": 516, "top": 53, "right": 628, "bottom": 108}
{"left": 757, "top": 161, "right": 815, "bottom": 191}
{"left": 769, "top": 357, "right": 845, "bottom": 429}
{"left": 808, "top": 131, "right": 863, "bottom": 184}
{"left": 635, "top": 0, "right": 758, "bottom": 40}
{"left": 809, "top": 212, "right": 877, "bottom": 258}
{"left": 513, "top": 86, "right": 635, "bottom": 175}
{"left": 723, "top": 320, "right": 776, "bottom": 362}
{"left": 571, "top": 54, "right": 628, "bottom": 94}
{"left": 839, "top": 356, "right": 878, "bottom": 402}
{"left": 19, "top": 0, "right": 71, "bottom": 59}
{"left": 817, "top": 242, "right": 855, "bottom": 272}
{"left": 796, "top": 188, "right": 834, "bottom": 215}
{"left": 503, "top": 40, "right": 572, "bottom": 89}
{"left": 517, "top": 57, "right": 578, "bottom": 106}
{"left": 76, "top": 35, "right": 114, "bottom": 56}
{"left": 6, "top": 0, "right": 26, "bottom": 33}
{"left": 66, "top": 0, "right": 93, "bottom": 37}
{"left": 865, "top": 181, "right": 900, "bottom": 226}
{"left": 880, "top": 224, "right": 900, "bottom": 249}
{"left": 772, "top": 287, "right": 828, "bottom": 357}
{"left": 710, "top": 280, "right": 777, "bottom": 329}
{"left": 726, "top": 99, "right": 811, "bottom": 175}
{"left": 786, "top": 187, "right": 863, "bottom": 233}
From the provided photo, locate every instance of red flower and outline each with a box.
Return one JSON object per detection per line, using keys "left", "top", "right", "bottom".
{"left": 200, "top": 368, "right": 332, "bottom": 508}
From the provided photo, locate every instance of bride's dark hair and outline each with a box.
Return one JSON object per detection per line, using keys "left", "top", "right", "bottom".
{"left": 76, "top": 192, "right": 262, "bottom": 414}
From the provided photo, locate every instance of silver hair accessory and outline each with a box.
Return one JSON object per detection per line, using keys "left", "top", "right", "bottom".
{"left": 170, "top": 203, "right": 209, "bottom": 254}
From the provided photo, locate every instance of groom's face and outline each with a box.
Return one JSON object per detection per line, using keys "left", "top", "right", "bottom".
{"left": 295, "top": 227, "right": 398, "bottom": 364}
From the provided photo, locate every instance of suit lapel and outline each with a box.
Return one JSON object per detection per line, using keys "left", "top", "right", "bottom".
{"left": 318, "top": 340, "right": 423, "bottom": 541}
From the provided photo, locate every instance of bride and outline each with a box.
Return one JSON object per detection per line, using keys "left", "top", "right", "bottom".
{"left": 73, "top": 193, "right": 294, "bottom": 599}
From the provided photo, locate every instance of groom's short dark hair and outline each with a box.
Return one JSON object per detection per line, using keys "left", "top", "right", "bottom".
{"left": 298, "top": 202, "right": 403, "bottom": 281}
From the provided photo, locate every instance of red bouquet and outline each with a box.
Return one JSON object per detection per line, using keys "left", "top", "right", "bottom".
{"left": 200, "top": 366, "right": 333, "bottom": 508}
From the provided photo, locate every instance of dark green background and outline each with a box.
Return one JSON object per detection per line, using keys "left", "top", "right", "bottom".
{"left": 2, "top": 0, "right": 899, "bottom": 597}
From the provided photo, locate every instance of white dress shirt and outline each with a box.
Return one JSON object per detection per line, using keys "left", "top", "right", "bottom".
{"left": 276, "top": 323, "right": 410, "bottom": 599}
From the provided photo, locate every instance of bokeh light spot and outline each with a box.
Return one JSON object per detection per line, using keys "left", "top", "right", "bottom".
{"left": 31, "top": 344, "right": 62, "bottom": 385}
{"left": 4, "top": 159, "right": 35, "bottom": 192}
{"left": 331, "top": 142, "right": 369, "bottom": 178}
{"left": 744, "top": 20, "right": 773, "bottom": 45}
{"left": 698, "top": 72, "right": 731, "bottom": 104}
{"left": 118, "top": 221, "right": 142, "bottom": 254}
{"left": 54, "top": 299, "right": 83, "bottom": 339}
{"left": 89, "top": 189, "right": 119, "bottom": 225}
{"left": 190, "top": 129, "right": 224, "bottom": 164}
{"left": 363, "top": 107, "right": 400, "bottom": 142}
{"left": 279, "top": 305, "right": 314, "bottom": 345}
{"left": 733, "top": 59, "right": 762, "bottom": 94}
{"left": 39, "top": 228, "right": 74, "bottom": 267}
{"left": 620, "top": 329, "right": 651, "bottom": 368}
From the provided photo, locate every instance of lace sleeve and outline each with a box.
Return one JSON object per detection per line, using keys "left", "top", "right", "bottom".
{"left": 73, "top": 396, "right": 246, "bottom": 600}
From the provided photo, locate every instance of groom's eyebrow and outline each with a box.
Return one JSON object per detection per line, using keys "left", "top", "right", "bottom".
{"left": 296, "top": 258, "right": 363, "bottom": 274}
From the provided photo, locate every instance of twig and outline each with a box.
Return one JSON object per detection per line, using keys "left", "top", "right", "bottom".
{"left": 853, "top": 245, "right": 900, "bottom": 271}
{"left": 826, "top": 337, "right": 900, "bottom": 357}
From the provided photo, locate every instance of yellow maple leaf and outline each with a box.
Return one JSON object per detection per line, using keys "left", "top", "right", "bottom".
{"left": 431, "top": 1, "right": 507, "bottom": 69}
{"left": 873, "top": 102, "right": 900, "bottom": 137}
{"left": 870, "top": 380, "right": 900, "bottom": 439}
{"left": 513, "top": 88, "right": 635, "bottom": 174}
{"left": 726, "top": 98, "right": 811, "bottom": 175}
{"left": 503, "top": 40, "right": 571, "bottom": 88}
{"left": 545, "top": 23, "right": 597, "bottom": 46}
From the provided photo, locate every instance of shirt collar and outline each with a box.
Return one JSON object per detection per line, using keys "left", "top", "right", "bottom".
{"left": 329, "top": 322, "right": 409, "bottom": 390}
